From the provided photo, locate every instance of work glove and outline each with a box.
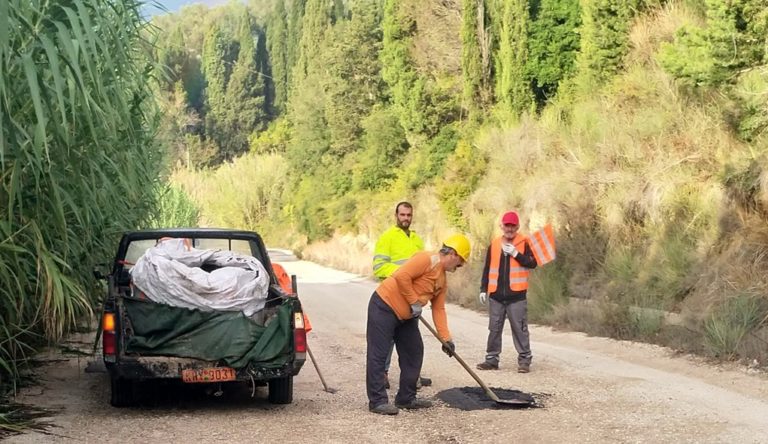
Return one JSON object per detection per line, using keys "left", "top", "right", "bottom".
{"left": 410, "top": 303, "right": 422, "bottom": 319}
{"left": 441, "top": 340, "right": 455, "bottom": 357}
{"left": 501, "top": 243, "right": 518, "bottom": 257}
{"left": 478, "top": 291, "right": 487, "bottom": 305}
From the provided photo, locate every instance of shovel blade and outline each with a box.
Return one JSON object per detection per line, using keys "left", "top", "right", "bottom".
{"left": 495, "top": 398, "right": 532, "bottom": 406}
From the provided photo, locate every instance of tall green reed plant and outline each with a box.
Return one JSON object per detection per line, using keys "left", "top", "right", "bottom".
{"left": 1, "top": 0, "right": 162, "bottom": 391}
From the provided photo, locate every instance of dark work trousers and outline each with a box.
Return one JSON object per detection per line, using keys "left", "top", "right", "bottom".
{"left": 484, "top": 298, "right": 532, "bottom": 367}
{"left": 366, "top": 292, "right": 423, "bottom": 408}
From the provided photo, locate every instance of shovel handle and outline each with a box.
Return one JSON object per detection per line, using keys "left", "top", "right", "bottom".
{"left": 306, "top": 343, "right": 332, "bottom": 392}
{"left": 418, "top": 317, "right": 502, "bottom": 403}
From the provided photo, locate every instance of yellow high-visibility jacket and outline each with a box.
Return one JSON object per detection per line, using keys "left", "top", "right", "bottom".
{"left": 372, "top": 226, "right": 424, "bottom": 279}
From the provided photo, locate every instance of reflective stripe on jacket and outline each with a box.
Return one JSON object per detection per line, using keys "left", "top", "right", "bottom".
{"left": 487, "top": 236, "right": 530, "bottom": 293}
{"left": 372, "top": 226, "right": 424, "bottom": 279}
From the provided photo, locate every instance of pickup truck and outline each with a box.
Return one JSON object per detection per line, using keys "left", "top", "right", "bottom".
{"left": 97, "top": 228, "right": 306, "bottom": 407}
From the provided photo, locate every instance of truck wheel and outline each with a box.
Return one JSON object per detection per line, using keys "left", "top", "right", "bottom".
{"left": 268, "top": 376, "right": 293, "bottom": 404}
{"left": 110, "top": 375, "right": 135, "bottom": 407}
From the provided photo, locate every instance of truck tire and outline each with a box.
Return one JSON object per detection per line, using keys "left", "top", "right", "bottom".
{"left": 268, "top": 376, "right": 293, "bottom": 404}
{"left": 110, "top": 375, "right": 135, "bottom": 407}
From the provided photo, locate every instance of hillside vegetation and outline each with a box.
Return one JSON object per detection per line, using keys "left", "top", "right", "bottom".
{"left": 155, "top": 0, "right": 768, "bottom": 364}
{"left": 2, "top": 0, "right": 767, "bottom": 403}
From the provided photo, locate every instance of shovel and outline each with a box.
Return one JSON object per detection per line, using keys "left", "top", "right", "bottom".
{"left": 306, "top": 343, "right": 338, "bottom": 394}
{"left": 291, "top": 274, "right": 338, "bottom": 394}
{"left": 418, "top": 317, "right": 530, "bottom": 406}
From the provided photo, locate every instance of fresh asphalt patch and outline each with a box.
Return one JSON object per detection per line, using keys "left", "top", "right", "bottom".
{"left": 436, "top": 386, "right": 547, "bottom": 410}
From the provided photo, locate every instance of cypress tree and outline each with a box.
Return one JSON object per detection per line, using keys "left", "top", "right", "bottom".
{"left": 575, "top": 0, "right": 635, "bottom": 86}
{"left": 267, "top": 0, "right": 289, "bottom": 114}
{"left": 324, "top": 0, "right": 383, "bottom": 157}
{"left": 494, "top": 0, "right": 532, "bottom": 115}
{"left": 526, "top": 0, "right": 581, "bottom": 107}
{"left": 461, "top": 0, "right": 483, "bottom": 112}
{"left": 286, "top": 0, "right": 306, "bottom": 89}
{"left": 294, "top": 0, "right": 332, "bottom": 83}
{"left": 285, "top": 0, "right": 332, "bottom": 174}
{"left": 255, "top": 28, "right": 274, "bottom": 118}
{"left": 381, "top": 0, "right": 428, "bottom": 134}
{"left": 201, "top": 24, "right": 230, "bottom": 160}
{"left": 226, "top": 12, "right": 268, "bottom": 158}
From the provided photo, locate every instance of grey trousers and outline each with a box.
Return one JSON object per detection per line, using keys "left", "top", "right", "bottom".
{"left": 484, "top": 298, "right": 532, "bottom": 367}
{"left": 366, "top": 292, "right": 422, "bottom": 408}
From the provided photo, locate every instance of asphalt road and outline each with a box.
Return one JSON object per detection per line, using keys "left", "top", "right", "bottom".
{"left": 7, "top": 259, "right": 768, "bottom": 443}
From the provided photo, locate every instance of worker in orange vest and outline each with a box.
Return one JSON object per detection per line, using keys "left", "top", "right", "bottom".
{"left": 476, "top": 211, "right": 537, "bottom": 373}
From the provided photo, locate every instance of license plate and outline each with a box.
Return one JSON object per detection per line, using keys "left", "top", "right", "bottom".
{"left": 181, "top": 367, "right": 236, "bottom": 383}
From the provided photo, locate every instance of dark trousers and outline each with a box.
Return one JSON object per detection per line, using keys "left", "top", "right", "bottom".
{"left": 484, "top": 298, "right": 532, "bottom": 367}
{"left": 366, "top": 292, "right": 423, "bottom": 408}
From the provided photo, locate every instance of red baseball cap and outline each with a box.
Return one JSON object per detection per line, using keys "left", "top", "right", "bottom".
{"left": 501, "top": 211, "right": 519, "bottom": 225}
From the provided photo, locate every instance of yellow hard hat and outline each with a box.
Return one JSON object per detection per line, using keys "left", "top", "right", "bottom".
{"left": 443, "top": 233, "right": 471, "bottom": 261}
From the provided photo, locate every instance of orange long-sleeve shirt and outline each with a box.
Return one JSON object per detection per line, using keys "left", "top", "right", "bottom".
{"left": 375, "top": 251, "right": 451, "bottom": 341}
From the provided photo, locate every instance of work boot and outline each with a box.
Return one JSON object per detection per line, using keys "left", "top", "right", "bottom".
{"left": 384, "top": 371, "right": 390, "bottom": 389}
{"left": 369, "top": 403, "right": 399, "bottom": 415}
{"left": 476, "top": 361, "right": 499, "bottom": 370}
{"left": 395, "top": 398, "right": 433, "bottom": 410}
{"left": 518, "top": 364, "right": 530, "bottom": 373}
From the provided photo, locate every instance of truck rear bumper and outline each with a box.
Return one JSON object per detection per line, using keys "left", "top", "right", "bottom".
{"left": 108, "top": 356, "right": 300, "bottom": 381}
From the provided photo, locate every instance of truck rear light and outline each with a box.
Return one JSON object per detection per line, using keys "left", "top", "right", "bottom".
{"left": 294, "top": 328, "right": 306, "bottom": 353}
{"left": 103, "top": 331, "right": 116, "bottom": 356}
{"left": 103, "top": 312, "right": 116, "bottom": 332}
{"left": 102, "top": 312, "right": 116, "bottom": 357}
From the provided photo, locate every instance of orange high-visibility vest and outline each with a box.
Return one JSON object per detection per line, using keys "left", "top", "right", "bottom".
{"left": 487, "top": 236, "right": 530, "bottom": 293}
{"left": 273, "top": 262, "right": 312, "bottom": 333}
{"left": 273, "top": 262, "right": 294, "bottom": 293}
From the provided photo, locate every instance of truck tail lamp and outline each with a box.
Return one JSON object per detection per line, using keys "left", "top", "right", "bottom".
{"left": 293, "top": 312, "right": 307, "bottom": 353}
{"left": 102, "top": 312, "right": 117, "bottom": 358}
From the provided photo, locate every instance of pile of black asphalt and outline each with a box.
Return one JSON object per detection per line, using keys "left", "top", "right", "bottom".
{"left": 436, "top": 386, "right": 547, "bottom": 411}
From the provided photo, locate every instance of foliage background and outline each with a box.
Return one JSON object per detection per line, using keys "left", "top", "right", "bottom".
{"left": 2, "top": 0, "right": 768, "bottom": 398}
{"left": 152, "top": 0, "right": 768, "bottom": 363}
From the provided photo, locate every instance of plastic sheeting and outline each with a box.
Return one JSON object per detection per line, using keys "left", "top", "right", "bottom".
{"left": 130, "top": 238, "right": 270, "bottom": 316}
{"left": 124, "top": 296, "right": 294, "bottom": 369}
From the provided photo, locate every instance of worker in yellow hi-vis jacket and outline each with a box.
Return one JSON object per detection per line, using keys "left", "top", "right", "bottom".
{"left": 372, "top": 202, "right": 430, "bottom": 389}
{"left": 373, "top": 202, "right": 424, "bottom": 279}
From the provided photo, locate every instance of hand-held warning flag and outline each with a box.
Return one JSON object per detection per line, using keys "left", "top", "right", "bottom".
{"left": 529, "top": 224, "right": 556, "bottom": 266}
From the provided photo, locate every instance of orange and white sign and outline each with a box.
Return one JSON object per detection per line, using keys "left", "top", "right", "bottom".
{"left": 529, "top": 224, "right": 556, "bottom": 266}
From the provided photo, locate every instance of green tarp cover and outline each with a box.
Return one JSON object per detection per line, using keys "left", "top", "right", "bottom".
{"left": 124, "top": 297, "right": 294, "bottom": 369}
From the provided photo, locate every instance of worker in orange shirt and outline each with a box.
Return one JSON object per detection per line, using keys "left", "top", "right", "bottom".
{"left": 365, "top": 234, "right": 471, "bottom": 415}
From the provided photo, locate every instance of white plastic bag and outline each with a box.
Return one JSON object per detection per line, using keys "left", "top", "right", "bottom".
{"left": 130, "top": 238, "right": 270, "bottom": 316}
